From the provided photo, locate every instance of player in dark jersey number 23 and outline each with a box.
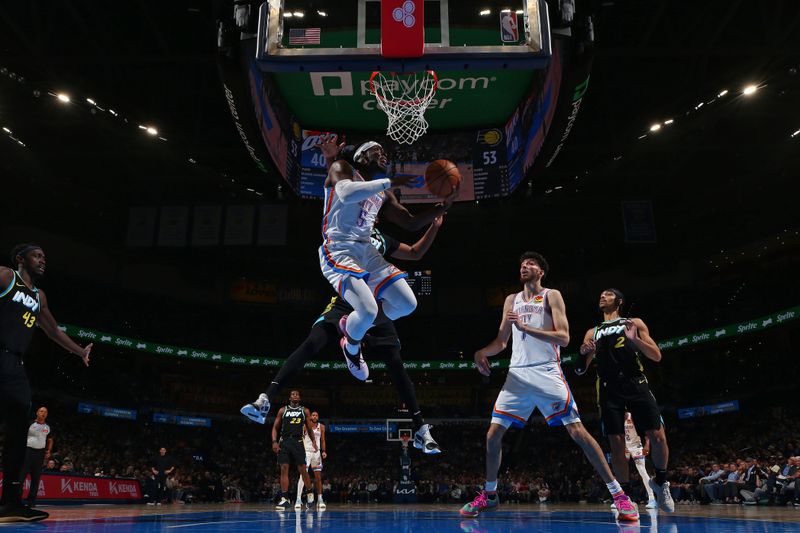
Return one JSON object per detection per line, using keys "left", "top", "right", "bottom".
{"left": 272, "top": 390, "right": 317, "bottom": 509}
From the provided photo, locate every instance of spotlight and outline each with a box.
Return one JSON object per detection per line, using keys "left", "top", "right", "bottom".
{"left": 649, "top": 123, "right": 661, "bottom": 132}
{"left": 479, "top": 9, "right": 491, "bottom": 16}
{"left": 742, "top": 85, "right": 758, "bottom": 96}
{"left": 663, "top": 119, "right": 674, "bottom": 125}
{"left": 86, "top": 98, "right": 96, "bottom": 105}
{"left": 145, "top": 126, "right": 158, "bottom": 136}
{"left": 717, "top": 89, "right": 728, "bottom": 97}
{"left": 56, "top": 93, "right": 71, "bottom": 103}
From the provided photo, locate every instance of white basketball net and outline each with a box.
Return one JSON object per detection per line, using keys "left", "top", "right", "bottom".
{"left": 369, "top": 71, "right": 438, "bottom": 145}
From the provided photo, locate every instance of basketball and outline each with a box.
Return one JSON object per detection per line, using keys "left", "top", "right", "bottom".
{"left": 424, "top": 159, "right": 461, "bottom": 198}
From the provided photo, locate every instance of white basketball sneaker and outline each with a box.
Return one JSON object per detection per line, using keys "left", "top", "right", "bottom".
{"left": 413, "top": 424, "right": 441, "bottom": 454}
{"left": 648, "top": 479, "right": 675, "bottom": 512}
{"left": 240, "top": 393, "right": 270, "bottom": 424}
{"left": 340, "top": 337, "right": 369, "bottom": 380}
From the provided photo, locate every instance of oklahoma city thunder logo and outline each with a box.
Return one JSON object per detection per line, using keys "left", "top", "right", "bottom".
{"left": 393, "top": 1, "right": 416, "bottom": 28}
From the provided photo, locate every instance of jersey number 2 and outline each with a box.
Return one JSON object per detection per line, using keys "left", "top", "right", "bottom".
{"left": 614, "top": 336, "right": 625, "bottom": 348}
{"left": 22, "top": 311, "right": 36, "bottom": 328}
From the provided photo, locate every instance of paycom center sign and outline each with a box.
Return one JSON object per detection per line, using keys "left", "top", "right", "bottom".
{"left": 272, "top": 69, "right": 534, "bottom": 131}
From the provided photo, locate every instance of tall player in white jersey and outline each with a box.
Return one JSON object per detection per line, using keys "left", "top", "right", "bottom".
{"left": 320, "top": 142, "right": 453, "bottom": 380}
{"left": 295, "top": 411, "right": 326, "bottom": 510}
{"left": 459, "top": 252, "right": 639, "bottom": 522}
{"left": 622, "top": 412, "right": 657, "bottom": 509}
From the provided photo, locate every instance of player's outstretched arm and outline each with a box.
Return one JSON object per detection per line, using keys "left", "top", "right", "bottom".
{"left": 575, "top": 328, "right": 597, "bottom": 375}
{"left": 304, "top": 408, "right": 318, "bottom": 451}
{"left": 382, "top": 190, "right": 453, "bottom": 232}
{"left": 390, "top": 215, "right": 443, "bottom": 261}
{"left": 327, "top": 158, "right": 407, "bottom": 204}
{"left": 474, "top": 294, "right": 515, "bottom": 375}
{"left": 624, "top": 318, "right": 662, "bottom": 361}
{"left": 37, "top": 290, "right": 92, "bottom": 366}
{"left": 320, "top": 423, "right": 327, "bottom": 459}
{"left": 271, "top": 407, "right": 284, "bottom": 453}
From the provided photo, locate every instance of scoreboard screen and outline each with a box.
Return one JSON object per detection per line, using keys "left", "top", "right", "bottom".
{"left": 406, "top": 270, "right": 432, "bottom": 297}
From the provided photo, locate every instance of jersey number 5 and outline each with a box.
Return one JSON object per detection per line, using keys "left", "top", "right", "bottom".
{"left": 22, "top": 311, "right": 36, "bottom": 328}
{"left": 614, "top": 336, "right": 625, "bottom": 349}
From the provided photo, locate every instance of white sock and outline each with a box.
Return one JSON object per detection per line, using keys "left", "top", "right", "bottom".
{"left": 307, "top": 491, "right": 314, "bottom": 503}
{"left": 296, "top": 477, "right": 304, "bottom": 502}
{"left": 607, "top": 480, "right": 624, "bottom": 497}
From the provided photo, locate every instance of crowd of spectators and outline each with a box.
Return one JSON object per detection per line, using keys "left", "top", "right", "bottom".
{"left": 3, "top": 405, "right": 797, "bottom": 508}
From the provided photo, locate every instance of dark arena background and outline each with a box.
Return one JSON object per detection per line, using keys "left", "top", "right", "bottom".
{"left": 1, "top": 0, "right": 799, "bottom": 531}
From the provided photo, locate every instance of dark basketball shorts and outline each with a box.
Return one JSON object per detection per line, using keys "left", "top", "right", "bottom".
{"left": 597, "top": 376, "right": 663, "bottom": 436}
{"left": 277, "top": 438, "right": 306, "bottom": 466}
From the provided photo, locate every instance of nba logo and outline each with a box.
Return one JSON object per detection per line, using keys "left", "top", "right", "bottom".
{"left": 500, "top": 11, "right": 519, "bottom": 43}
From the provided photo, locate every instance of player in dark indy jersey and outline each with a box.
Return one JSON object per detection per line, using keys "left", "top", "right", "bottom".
{"left": 577, "top": 288, "right": 674, "bottom": 513}
{"left": 0, "top": 244, "right": 92, "bottom": 523}
{"left": 272, "top": 390, "right": 318, "bottom": 510}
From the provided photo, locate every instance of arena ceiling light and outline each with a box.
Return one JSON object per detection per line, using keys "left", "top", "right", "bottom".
{"left": 649, "top": 123, "right": 661, "bottom": 132}
{"left": 86, "top": 98, "right": 96, "bottom": 105}
{"left": 791, "top": 129, "right": 800, "bottom": 139}
{"left": 479, "top": 9, "right": 491, "bottom": 16}
{"left": 742, "top": 84, "right": 758, "bottom": 96}
{"left": 718, "top": 89, "right": 728, "bottom": 97}
{"left": 56, "top": 93, "right": 70, "bottom": 103}
{"left": 317, "top": 10, "right": 327, "bottom": 16}
{"left": 663, "top": 119, "right": 674, "bottom": 125}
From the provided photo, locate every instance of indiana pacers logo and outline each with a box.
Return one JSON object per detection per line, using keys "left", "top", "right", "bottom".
{"left": 393, "top": 1, "right": 416, "bottom": 28}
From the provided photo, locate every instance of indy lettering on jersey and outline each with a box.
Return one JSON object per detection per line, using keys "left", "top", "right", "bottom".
{"left": 594, "top": 324, "right": 625, "bottom": 340}
{"left": 12, "top": 291, "right": 40, "bottom": 312}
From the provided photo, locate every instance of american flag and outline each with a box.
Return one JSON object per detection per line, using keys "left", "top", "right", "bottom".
{"left": 289, "top": 28, "right": 321, "bottom": 45}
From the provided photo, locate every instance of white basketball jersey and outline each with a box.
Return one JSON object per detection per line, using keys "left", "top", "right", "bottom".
{"left": 304, "top": 423, "right": 321, "bottom": 453}
{"left": 322, "top": 172, "right": 385, "bottom": 243}
{"left": 624, "top": 417, "right": 642, "bottom": 449}
{"left": 509, "top": 289, "right": 559, "bottom": 367}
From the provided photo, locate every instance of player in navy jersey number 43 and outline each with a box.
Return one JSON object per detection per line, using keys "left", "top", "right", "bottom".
{"left": 0, "top": 244, "right": 92, "bottom": 523}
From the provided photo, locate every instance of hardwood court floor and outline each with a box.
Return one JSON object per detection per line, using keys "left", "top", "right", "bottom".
{"left": 9, "top": 502, "right": 799, "bottom": 532}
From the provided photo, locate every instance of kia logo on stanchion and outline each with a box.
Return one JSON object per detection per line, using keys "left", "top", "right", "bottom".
{"left": 393, "top": 1, "right": 416, "bottom": 28}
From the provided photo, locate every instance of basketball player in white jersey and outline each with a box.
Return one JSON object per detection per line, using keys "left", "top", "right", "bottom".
{"left": 622, "top": 412, "right": 657, "bottom": 509}
{"left": 459, "top": 252, "right": 639, "bottom": 522}
{"left": 295, "top": 411, "right": 326, "bottom": 510}
{"left": 320, "top": 141, "right": 453, "bottom": 380}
